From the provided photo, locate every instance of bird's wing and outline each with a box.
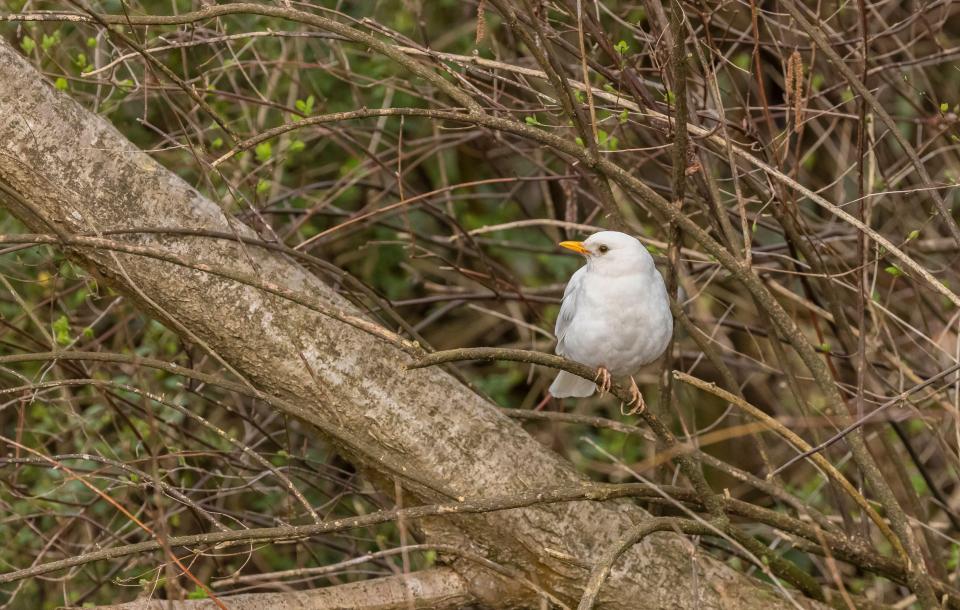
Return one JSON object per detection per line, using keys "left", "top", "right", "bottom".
{"left": 554, "top": 266, "right": 586, "bottom": 356}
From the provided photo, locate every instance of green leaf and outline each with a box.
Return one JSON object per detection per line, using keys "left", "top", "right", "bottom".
{"left": 614, "top": 39, "right": 629, "bottom": 54}
{"left": 884, "top": 265, "right": 903, "bottom": 277}
{"left": 52, "top": 315, "right": 72, "bottom": 346}
{"left": 54, "top": 77, "right": 68, "bottom": 91}
{"left": 948, "top": 544, "right": 960, "bottom": 571}
{"left": 256, "top": 179, "right": 270, "bottom": 194}
{"left": 841, "top": 87, "right": 855, "bottom": 103}
{"left": 73, "top": 53, "right": 87, "bottom": 69}
{"left": 117, "top": 79, "right": 134, "bottom": 92}
{"left": 618, "top": 109, "right": 629, "bottom": 124}
{"left": 20, "top": 36, "right": 36, "bottom": 54}
{"left": 524, "top": 115, "right": 541, "bottom": 126}
{"left": 186, "top": 587, "right": 208, "bottom": 600}
{"left": 575, "top": 136, "right": 584, "bottom": 147}
{"left": 41, "top": 32, "right": 59, "bottom": 52}
{"left": 597, "top": 129, "right": 618, "bottom": 151}
{"left": 910, "top": 472, "right": 928, "bottom": 494}
{"left": 907, "top": 229, "right": 920, "bottom": 241}
{"left": 294, "top": 94, "right": 315, "bottom": 115}
{"left": 211, "top": 137, "right": 223, "bottom": 150}
{"left": 940, "top": 102, "right": 949, "bottom": 112}
{"left": 86, "top": 37, "right": 97, "bottom": 48}
{"left": 810, "top": 73, "right": 825, "bottom": 92}
{"left": 254, "top": 141, "right": 272, "bottom": 163}
{"left": 82, "top": 327, "right": 94, "bottom": 339}
{"left": 288, "top": 139, "right": 305, "bottom": 153}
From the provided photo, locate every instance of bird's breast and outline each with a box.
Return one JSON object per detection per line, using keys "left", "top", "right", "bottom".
{"left": 561, "top": 272, "right": 672, "bottom": 374}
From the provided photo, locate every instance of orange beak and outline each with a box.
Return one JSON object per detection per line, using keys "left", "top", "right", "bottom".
{"left": 559, "top": 240, "right": 590, "bottom": 255}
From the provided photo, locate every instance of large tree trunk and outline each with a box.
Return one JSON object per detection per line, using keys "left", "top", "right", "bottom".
{"left": 0, "top": 39, "right": 815, "bottom": 609}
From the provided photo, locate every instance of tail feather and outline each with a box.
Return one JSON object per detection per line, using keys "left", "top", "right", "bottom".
{"left": 549, "top": 371, "right": 596, "bottom": 398}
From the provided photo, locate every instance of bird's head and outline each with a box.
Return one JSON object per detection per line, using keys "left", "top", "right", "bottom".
{"left": 559, "top": 231, "right": 653, "bottom": 274}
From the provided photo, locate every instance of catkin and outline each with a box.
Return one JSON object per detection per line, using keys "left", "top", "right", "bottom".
{"left": 789, "top": 50, "right": 804, "bottom": 132}
{"left": 476, "top": 0, "right": 487, "bottom": 43}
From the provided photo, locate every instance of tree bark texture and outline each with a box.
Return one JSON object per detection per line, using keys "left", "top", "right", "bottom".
{"left": 0, "top": 39, "right": 817, "bottom": 609}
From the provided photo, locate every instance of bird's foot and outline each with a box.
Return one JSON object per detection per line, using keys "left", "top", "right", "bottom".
{"left": 594, "top": 367, "right": 612, "bottom": 396}
{"left": 533, "top": 394, "right": 553, "bottom": 411}
{"left": 621, "top": 376, "right": 646, "bottom": 415}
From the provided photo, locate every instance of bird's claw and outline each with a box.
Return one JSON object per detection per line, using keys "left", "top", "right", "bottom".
{"left": 594, "top": 367, "right": 612, "bottom": 396}
{"left": 621, "top": 376, "right": 645, "bottom": 415}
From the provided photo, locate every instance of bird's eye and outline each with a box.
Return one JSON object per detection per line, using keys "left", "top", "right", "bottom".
{"left": 598, "top": 245, "right": 609, "bottom": 254}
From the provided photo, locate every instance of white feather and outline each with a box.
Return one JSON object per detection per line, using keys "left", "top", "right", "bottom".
{"left": 554, "top": 266, "right": 586, "bottom": 356}
{"left": 550, "top": 370, "right": 597, "bottom": 398}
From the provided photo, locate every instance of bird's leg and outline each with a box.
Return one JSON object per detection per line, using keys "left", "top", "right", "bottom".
{"left": 621, "top": 376, "right": 646, "bottom": 415}
{"left": 533, "top": 393, "right": 553, "bottom": 411}
{"left": 594, "top": 367, "right": 612, "bottom": 396}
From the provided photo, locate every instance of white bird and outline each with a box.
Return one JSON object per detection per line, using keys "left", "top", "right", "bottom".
{"left": 549, "top": 231, "right": 673, "bottom": 409}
